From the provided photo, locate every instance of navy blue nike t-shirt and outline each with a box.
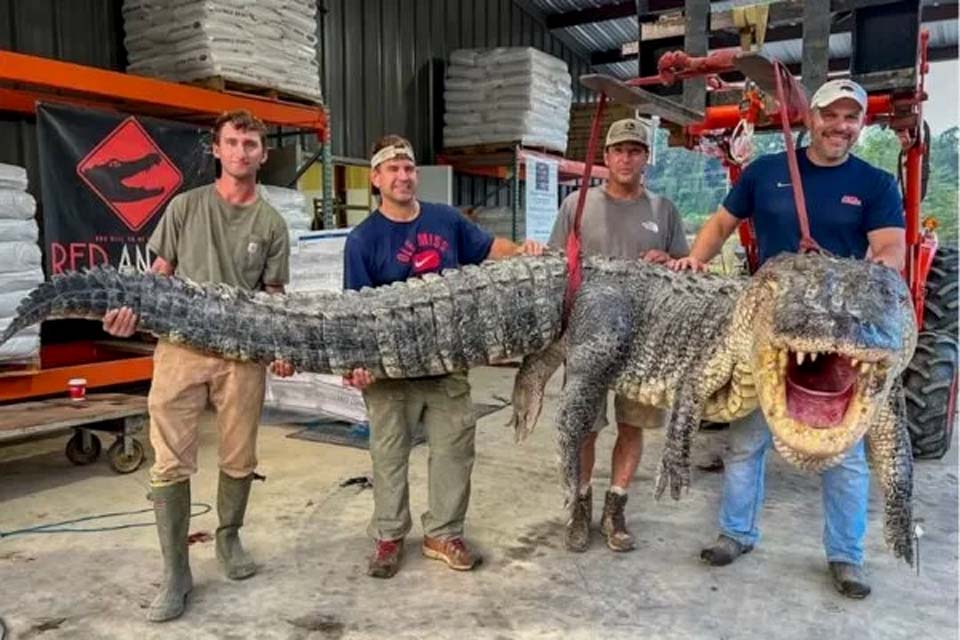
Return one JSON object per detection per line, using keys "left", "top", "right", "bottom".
{"left": 343, "top": 202, "right": 495, "bottom": 290}
{"left": 723, "top": 149, "right": 904, "bottom": 266}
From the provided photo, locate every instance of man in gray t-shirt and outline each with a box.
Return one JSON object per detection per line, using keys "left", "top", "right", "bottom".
{"left": 548, "top": 118, "right": 688, "bottom": 554}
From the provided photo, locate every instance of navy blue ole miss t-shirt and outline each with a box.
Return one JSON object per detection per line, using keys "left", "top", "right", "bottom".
{"left": 343, "top": 202, "right": 495, "bottom": 290}
{"left": 723, "top": 149, "right": 904, "bottom": 266}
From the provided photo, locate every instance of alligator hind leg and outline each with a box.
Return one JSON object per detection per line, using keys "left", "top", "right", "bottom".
{"left": 556, "top": 284, "right": 635, "bottom": 507}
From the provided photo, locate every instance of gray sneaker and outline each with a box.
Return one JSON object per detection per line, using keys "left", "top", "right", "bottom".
{"left": 564, "top": 487, "right": 592, "bottom": 552}
{"left": 829, "top": 562, "right": 871, "bottom": 599}
{"left": 700, "top": 534, "right": 753, "bottom": 566}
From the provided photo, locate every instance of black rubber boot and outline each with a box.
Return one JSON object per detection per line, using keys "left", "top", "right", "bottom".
{"left": 564, "top": 487, "right": 592, "bottom": 552}
{"left": 147, "top": 481, "right": 193, "bottom": 623}
{"left": 216, "top": 472, "right": 257, "bottom": 580}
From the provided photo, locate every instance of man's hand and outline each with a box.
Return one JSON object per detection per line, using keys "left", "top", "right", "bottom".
{"left": 642, "top": 249, "right": 671, "bottom": 264}
{"left": 102, "top": 307, "right": 139, "bottom": 337}
{"left": 517, "top": 239, "right": 545, "bottom": 256}
{"left": 669, "top": 256, "right": 707, "bottom": 272}
{"left": 344, "top": 367, "right": 374, "bottom": 390}
{"left": 270, "top": 360, "right": 295, "bottom": 377}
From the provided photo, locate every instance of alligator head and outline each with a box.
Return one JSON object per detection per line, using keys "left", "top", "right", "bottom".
{"left": 80, "top": 153, "right": 165, "bottom": 202}
{"left": 741, "top": 253, "right": 917, "bottom": 469}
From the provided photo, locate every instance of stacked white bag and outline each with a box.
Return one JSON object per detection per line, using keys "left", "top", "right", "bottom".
{"left": 122, "top": 0, "right": 322, "bottom": 103}
{"left": 443, "top": 47, "right": 572, "bottom": 153}
{"left": 0, "top": 164, "right": 43, "bottom": 363}
{"left": 259, "top": 185, "right": 312, "bottom": 238}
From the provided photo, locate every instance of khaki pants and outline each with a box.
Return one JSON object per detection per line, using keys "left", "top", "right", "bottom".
{"left": 593, "top": 394, "right": 666, "bottom": 432}
{"left": 147, "top": 340, "right": 266, "bottom": 485}
{"left": 362, "top": 372, "right": 477, "bottom": 541}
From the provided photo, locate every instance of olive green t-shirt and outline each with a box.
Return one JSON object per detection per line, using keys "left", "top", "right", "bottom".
{"left": 148, "top": 184, "right": 290, "bottom": 291}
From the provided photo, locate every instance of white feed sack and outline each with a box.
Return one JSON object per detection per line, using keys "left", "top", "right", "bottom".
{"left": 0, "top": 164, "right": 42, "bottom": 363}
{"left": 259, "top": 184, "right": 312, "bottom": 236}
{"left": 122, "top": 0, "right": 323, "bottom": 102}
{"left": 443, "top": 47, "right": 573, "bottom": 153}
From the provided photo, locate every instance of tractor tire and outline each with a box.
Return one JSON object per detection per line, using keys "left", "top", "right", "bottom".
{"left": 904, "top": 332, "right": 958, "bottom": 459}
{"left": 923, "top": 245, "right": 958, "bottom": 337}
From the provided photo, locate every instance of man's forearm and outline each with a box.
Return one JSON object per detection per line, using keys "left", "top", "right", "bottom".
{"left": 687, "top": 216, "right": 729, "bottom": 263}
{"left": 487, "top": 237, "right": 519, "bottom": 259}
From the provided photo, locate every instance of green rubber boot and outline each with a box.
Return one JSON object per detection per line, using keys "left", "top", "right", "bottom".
{"left": 147, "top": 481, "right": 193, "bottom": 623}
{"left": 215, "top": 472, "right": 257, "bottom": 580}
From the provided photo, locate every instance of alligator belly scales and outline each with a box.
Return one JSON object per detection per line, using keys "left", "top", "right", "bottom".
{"left": 0, "top": 252, "right": 917, "bottom": 564}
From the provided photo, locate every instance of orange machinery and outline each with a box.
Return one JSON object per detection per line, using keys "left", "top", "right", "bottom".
{"left": 0, "top": 51, "right": 327, "bottom": 402}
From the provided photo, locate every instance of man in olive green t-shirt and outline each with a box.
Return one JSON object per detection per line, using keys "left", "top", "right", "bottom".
{"left": 549, "top": 119, "right": 688, "bottom": 555}
{"left": 102, "top": 110, "right": 292, "bottom": 623}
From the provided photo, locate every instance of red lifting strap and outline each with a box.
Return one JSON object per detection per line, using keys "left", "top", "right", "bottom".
{"left": 563, "top": 95, "right": 608, "bottom": 325}
{"left": 772, "top": 60, "right": 823, "bottom": 254}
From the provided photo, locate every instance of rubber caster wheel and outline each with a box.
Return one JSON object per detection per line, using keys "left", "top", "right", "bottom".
{"left": 107, "top": 438, "right": 145, "bottom": 474}
{"left": 65, "top": 431, "right": 102, "bottom": 465}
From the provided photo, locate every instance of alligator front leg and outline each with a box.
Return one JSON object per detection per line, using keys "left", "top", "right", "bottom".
{"left": 655, "top": 383, "right": 705, "bottom": 501}
{"left": 866, "top": 384, "right": 914, "bottom": 565}
{"left": 509, "top": 334, "right": 567, "bottom": 443}
{"left": 556, "top": 285, "right": 635, "bottom": 507}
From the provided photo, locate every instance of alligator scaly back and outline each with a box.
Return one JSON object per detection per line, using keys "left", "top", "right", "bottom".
{"left": 0, "top": 257, "right": 568, "bottom": 377}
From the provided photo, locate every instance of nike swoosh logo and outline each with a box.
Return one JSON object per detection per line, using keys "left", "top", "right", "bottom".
{"left": 413, "top": 256, "right": 431, "bottom": 270}
{"left": 776, "top": 182, "right": 792, "bottom": 188}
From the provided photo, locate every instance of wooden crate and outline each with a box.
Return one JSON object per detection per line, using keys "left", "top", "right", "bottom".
{"left": 566, "top": 102, "right": 636, "bottom": 164}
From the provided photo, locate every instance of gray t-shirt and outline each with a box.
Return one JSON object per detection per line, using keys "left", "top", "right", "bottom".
{"left": 548, "top": 186, "right": 688, "bottom": 259}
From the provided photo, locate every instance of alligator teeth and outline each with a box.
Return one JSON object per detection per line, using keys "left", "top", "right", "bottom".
{"left": 850, "top": 358, "right": 859, "bottom": 368}
{"left": 860, "top": 362, "right": 871, "bottom": 375}
{"left": 810, "top": 352, "right": 818, "bottom": 362}
{"left": 796, "top": 351, "right": 806, "bottom": 365}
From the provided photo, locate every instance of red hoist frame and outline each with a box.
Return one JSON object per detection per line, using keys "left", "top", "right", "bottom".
{"left": 565, "top": 31, "right": 937, "bottom": 332}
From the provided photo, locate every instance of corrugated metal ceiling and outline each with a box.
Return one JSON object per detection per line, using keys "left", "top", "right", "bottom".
{"left": 525, "top": 0, "right": 958, "bottom": 78}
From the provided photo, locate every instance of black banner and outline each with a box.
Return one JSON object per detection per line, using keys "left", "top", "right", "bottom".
{"left": 38, "top": 103, "right": 214, "bottom": 274}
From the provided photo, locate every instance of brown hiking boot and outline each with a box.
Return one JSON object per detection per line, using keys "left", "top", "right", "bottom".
{"left": 421, "top": 536, "right": 482, "bottom": 571}
{"left": 600, "top": 490, "right": 636, "bottom": 552}
{"left": 700, "top": 534, "right": 753, "bottom": 566}
{"left": 564, "top": 487, "right": 592, "bottom": 552}
{"left": 367, "top": 539, "right": 404, "bottom": 579}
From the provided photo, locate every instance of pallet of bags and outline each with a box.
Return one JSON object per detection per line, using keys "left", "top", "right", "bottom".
{"left": 122, "top": 0, "right": 323, "bottom": 103}
{"left": 259, "top": 184, "right": 313, "bottom": 238}
{"left": 0, "top": 164, "right": 44, "bottom": 365}
{"left": 443, "top": 47, "right": 572, "bottom": 153}
{"left": 263, "top": 229, "right": 367, "bottom": 424}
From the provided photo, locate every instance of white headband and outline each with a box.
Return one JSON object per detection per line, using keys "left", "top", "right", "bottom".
{"left": 371, "top": 143, "right": 416, "bottom": 169}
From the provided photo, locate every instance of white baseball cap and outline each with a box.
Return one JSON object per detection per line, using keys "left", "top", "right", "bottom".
{"left": 809, "top": 79, "right": 868, "bottom": 111}
{"left": 605, "top": 118, "right": 650, "bottom": 149}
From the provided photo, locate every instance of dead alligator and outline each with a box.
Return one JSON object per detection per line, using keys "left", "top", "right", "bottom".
{"left": 0, "top": 252, "right": 916, "bottom": 563}
{"left": 80, "top": 153, "right": 165, "bottom": 202}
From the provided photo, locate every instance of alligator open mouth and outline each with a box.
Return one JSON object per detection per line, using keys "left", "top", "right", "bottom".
{"left": 785, "top": 351, "right": 862, "bottom": 428}
{"left": 756, "top": 345, "right": 891, "bottom": 460}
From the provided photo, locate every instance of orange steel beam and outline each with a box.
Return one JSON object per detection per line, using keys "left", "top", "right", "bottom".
{"left": 0, "top": 51, "right": 326, "bottom": 135}
{"left": 0, "top": 356, "right": 153, "bottom": 402}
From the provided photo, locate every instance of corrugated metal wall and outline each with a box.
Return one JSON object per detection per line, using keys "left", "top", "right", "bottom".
{"left": 0, "top": 0, "right": 126, "bottom": 196}
{"left": 0, "top": 0, "right": 593, "bottom": 210}
{"left": 318, "top": 0, "right": 594, "bottom": 208}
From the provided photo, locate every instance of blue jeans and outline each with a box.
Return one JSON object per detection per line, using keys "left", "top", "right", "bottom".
{"left": 717, "top": 409, "right": 869, "bottom": 565}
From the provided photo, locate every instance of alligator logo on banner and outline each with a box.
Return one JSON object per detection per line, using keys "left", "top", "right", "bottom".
{"left": 38, "top": 103, "right": 214, "bottom": 275}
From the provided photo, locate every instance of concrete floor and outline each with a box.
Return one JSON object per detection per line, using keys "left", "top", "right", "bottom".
{"left": 0, "top": 366, "right": 957, "bottom": 640}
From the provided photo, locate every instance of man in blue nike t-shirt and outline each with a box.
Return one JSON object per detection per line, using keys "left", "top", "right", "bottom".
{"left": 343, "top": 134, "right": 543, "bottom": 579}
{"left": 672, "top": 79, "right": 905, "bottom": 598}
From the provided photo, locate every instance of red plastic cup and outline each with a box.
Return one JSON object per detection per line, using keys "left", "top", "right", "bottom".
{"left": 68, "top": 378, "right": 87, "bottom": 401}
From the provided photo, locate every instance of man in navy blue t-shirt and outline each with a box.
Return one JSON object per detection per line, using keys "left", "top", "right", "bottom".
{"left": 673, "top": 79, "right": 905, "bottom": 598}
{"left": 343, "top": 134, "right": 543, "bottom": 579}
